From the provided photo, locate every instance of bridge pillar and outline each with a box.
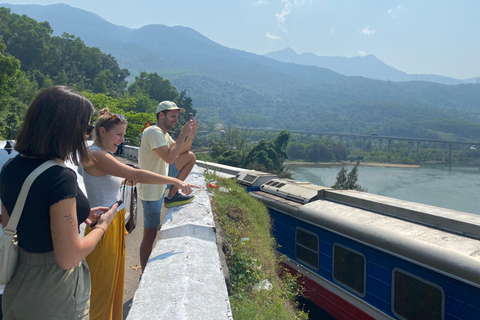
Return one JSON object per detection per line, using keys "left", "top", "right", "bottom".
{"left": 388, "top": 139, "right": 393, "bottom": 152}
{"left": 448, "top": 144, "right": 453, "bottom": 163}
{"left": 442, "top": 143, "right": 446, "bottom": 163}
{"left": 351, "top": 137, "right": 356, "bottom": 150}
{"left": 408, "top": 141, "right": 414, "bottom": 157}
{"left": 378, "top": 139, "right": 383, "bottom": 151}
{"left": 416, "top": 142, "right": 421, "bottom": 157}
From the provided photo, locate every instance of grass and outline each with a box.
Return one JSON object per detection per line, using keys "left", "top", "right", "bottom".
{"left": 206, "top": 173, "right": 308, "bottom": 320}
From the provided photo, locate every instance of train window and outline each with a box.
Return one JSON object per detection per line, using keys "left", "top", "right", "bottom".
{"left": 296, "top": 228, "right": 319, "bottom": 270}
{"left": 392, "top": 269, "right": 444, "bottom": 320}
{"left": 333, "top": 244, "right": 365, "bottom": 296}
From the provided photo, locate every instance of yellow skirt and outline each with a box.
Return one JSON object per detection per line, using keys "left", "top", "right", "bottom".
{"left": 85, "top": 208, "right": 126, "bottom": 320}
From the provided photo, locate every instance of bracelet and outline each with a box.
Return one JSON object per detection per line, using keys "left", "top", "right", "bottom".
{"left": 93, "top": 225, "right": 106, "bottom": 236}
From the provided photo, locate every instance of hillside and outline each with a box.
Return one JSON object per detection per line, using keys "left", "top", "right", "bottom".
{"left": 264, "top": 47, "right": 477, "bottom": 85}
{"left": 2, "top": 3, "right": 480, "bottom": 141}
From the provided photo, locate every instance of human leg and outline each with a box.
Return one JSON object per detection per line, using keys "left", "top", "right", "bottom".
{"left": 140, "top": 227, "right": 158, "bottom": 273}
{"left": 166, "top": 150, "right": 196, "bottom": 198}
{"left": 139, "top": 198, "right": 163, "bottom": 273}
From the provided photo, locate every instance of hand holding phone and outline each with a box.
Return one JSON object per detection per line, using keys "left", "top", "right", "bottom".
{"left": 110, "top": 200, "right": 123, "bottom": 209}
{"left": 91, "top": 200, "right": 123, "bottom": 227}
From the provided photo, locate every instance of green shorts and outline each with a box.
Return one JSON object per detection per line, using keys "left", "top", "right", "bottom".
{"left": 2, "top": 249, "right": 91, "bottom": 320}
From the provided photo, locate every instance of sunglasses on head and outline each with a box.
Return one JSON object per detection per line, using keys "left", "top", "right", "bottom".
{"left": 108, "top": 113, "right": 126, "bottom": 121}
{"left": 86, "top": 124, "right": 95, "bottom": 135}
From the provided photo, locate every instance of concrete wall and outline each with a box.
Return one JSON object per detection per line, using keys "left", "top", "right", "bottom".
{"left": 126, "top": 164, "right": 233, "bottom": 320}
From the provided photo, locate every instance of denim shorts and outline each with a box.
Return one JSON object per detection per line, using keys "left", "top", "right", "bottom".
{"left": 167, "top": 162, "right": 180, "bottom": 189}
{"left": 142, "top": 191, "right": 165, "bottom": 229}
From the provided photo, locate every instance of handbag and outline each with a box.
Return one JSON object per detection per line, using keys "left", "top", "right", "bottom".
{"left": 122, "top": 164, "right": 138, "bottom": 234}
{"left": 0, "top": 159, "right": 65, "bottom": 285}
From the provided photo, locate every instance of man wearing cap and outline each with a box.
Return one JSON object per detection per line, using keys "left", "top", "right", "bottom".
{"left": 137, "top": 100, "right": 199, "bottom": 272}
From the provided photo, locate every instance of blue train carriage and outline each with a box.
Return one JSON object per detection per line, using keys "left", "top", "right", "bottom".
{"left": 248, "top": 178, "right": 480, "bottom": 320}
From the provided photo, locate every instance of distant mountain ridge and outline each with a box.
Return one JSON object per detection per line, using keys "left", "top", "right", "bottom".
{"left": 264, "top": 47, "right": 477, "bottom": 85}
{"left": 2, "top": 3, "right": 480, "bottom": 141}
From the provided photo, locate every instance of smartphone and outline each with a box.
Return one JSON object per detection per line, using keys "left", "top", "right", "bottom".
{"left": 91, "top": 200, "right": 123, "bottom": 227}
{"left": 110, "top": 200, "right": 123, "bottom": 209}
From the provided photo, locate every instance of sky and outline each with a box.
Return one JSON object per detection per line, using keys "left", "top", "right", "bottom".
{"left": 3, "top": 0, "right": 480, "bottom": 80}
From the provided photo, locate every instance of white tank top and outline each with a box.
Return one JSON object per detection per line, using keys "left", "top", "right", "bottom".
{"left": 80, "top": 145, "right": 122, "bottom": 208}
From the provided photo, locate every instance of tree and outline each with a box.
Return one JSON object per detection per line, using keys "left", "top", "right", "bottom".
{"left": 0, "top": 43, "right": 22, "bottom": 102}
{"left": 176, "top": 90, "right": 195, "bottom": 123}
{"left": 244, "top": 130, "right": 290, "bottom": 176}
{"left": 82, "top": 92, "right": 156, "bottom": 146}
{"left": 332, "top": 162, "right": 367, "bottom": 191}
{"left": 92, "top": 69, "right": 114, "bottom": 93}
{"left": 128, "top": 72, "right": 178, "bottom": 103}
{"left": 0, "top": 43, "right": 24, "bottom": 139}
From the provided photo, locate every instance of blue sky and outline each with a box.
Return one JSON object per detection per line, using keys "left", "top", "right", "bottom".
{"left": 3, "top": 1, "right": 480, "bottom": 79}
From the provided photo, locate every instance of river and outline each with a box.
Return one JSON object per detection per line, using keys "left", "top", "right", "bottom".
{"left": 285, "top": 163, "right": 480, "bottom": 215}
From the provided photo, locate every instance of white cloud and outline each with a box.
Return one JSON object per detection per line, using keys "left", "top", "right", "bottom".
{"left": 358, "top": 51, "right": 368, "bottom": 57}
{"left": 387, "top": 8, "right": 397, "bottom": 18}
{"left": 276, "top": 1, "right": 293, "bottom": 24}
{"left": 275, "top": 0, "right": 308, "bottom": 32}
{"left": 266, "top": 32, "right": 282, "bottom": 40}
{"left": 360, "top": 26, "right": 376, "bottom": 37}
{"left": 388, "top": 5, "right": 403, "bottom": 18}
{"left": 330, "top": 28, "right": 334, "bottom": 34}
{"left": 254, "top": 0, "right": 267, "bottom": 5}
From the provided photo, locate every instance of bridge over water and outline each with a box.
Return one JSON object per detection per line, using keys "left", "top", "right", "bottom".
{"left": 247, "top": 128, "right": 479, "bottom": 163}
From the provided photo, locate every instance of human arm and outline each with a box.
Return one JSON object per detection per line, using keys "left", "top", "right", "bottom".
{"left": 50, "top": 199, "right": 118, "bottom": 270}
{"left": 1, "top": 203, "right": 9, "bottom": 230}
{"left": 86, "top": 150, "right": 199, "bottom": 194}
{"left": 179, "top": 119, "right": 199, "bottom": 154}
{"left": 152, "top": 120, "right": 195, "bottom": 164}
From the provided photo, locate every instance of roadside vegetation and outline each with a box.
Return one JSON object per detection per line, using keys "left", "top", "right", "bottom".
{"left": 205, "top": 173, "right": 308, "bottom": 320}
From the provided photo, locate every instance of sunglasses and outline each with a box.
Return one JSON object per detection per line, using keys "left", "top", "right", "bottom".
{"left": 108, "top": 113, "right": 126, "bottom": 121}
{"left": 86, "top": 124, "right": 95, "bottom": 135}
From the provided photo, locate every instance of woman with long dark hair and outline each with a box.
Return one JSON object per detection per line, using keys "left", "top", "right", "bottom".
{"left": 0, "top": 86, "right": 118, "bottom": 319}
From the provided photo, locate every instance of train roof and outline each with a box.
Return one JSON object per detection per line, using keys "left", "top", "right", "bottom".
{"left": 251, "top": 186, "right": 480, "bottom": 288}
{"left": 194, "top": 161, "right": 480, "bottom": 287}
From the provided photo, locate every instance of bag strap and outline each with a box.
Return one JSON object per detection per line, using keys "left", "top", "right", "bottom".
{"left": 4, "top": 159, "right": 66, "bottom": 234}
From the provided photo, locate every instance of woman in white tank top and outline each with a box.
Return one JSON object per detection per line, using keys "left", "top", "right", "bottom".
{"left": 82, "top": 108, "right": 198, "bottom": 320}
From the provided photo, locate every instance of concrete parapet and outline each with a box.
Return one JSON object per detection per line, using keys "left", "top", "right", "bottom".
{"left": 126, "top": 165, "right": 233, "bottom": 320}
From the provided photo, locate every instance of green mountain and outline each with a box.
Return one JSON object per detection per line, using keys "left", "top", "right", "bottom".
{"left": 2, "top": 3, "right": 480, "bottom": 141}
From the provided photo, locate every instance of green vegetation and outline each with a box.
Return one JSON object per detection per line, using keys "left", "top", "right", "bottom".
{"left": 198, "top": 127, "right": 479, "bottom": 167}
{"left": 197, "top": 128, "right": 292, "bottom": 177}
{"left": 207, "top": 174, "right": 308, "bottom": 320}
{"left": 0, "top": 8, "right": 195, "bottom": 144}
{"left": 332, "top": 162, "right": 367, "bottom": 191}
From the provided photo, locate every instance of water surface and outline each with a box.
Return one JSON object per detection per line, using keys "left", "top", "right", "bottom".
{"left": 286, "top": 163, "right": 480, "bottom": 215}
